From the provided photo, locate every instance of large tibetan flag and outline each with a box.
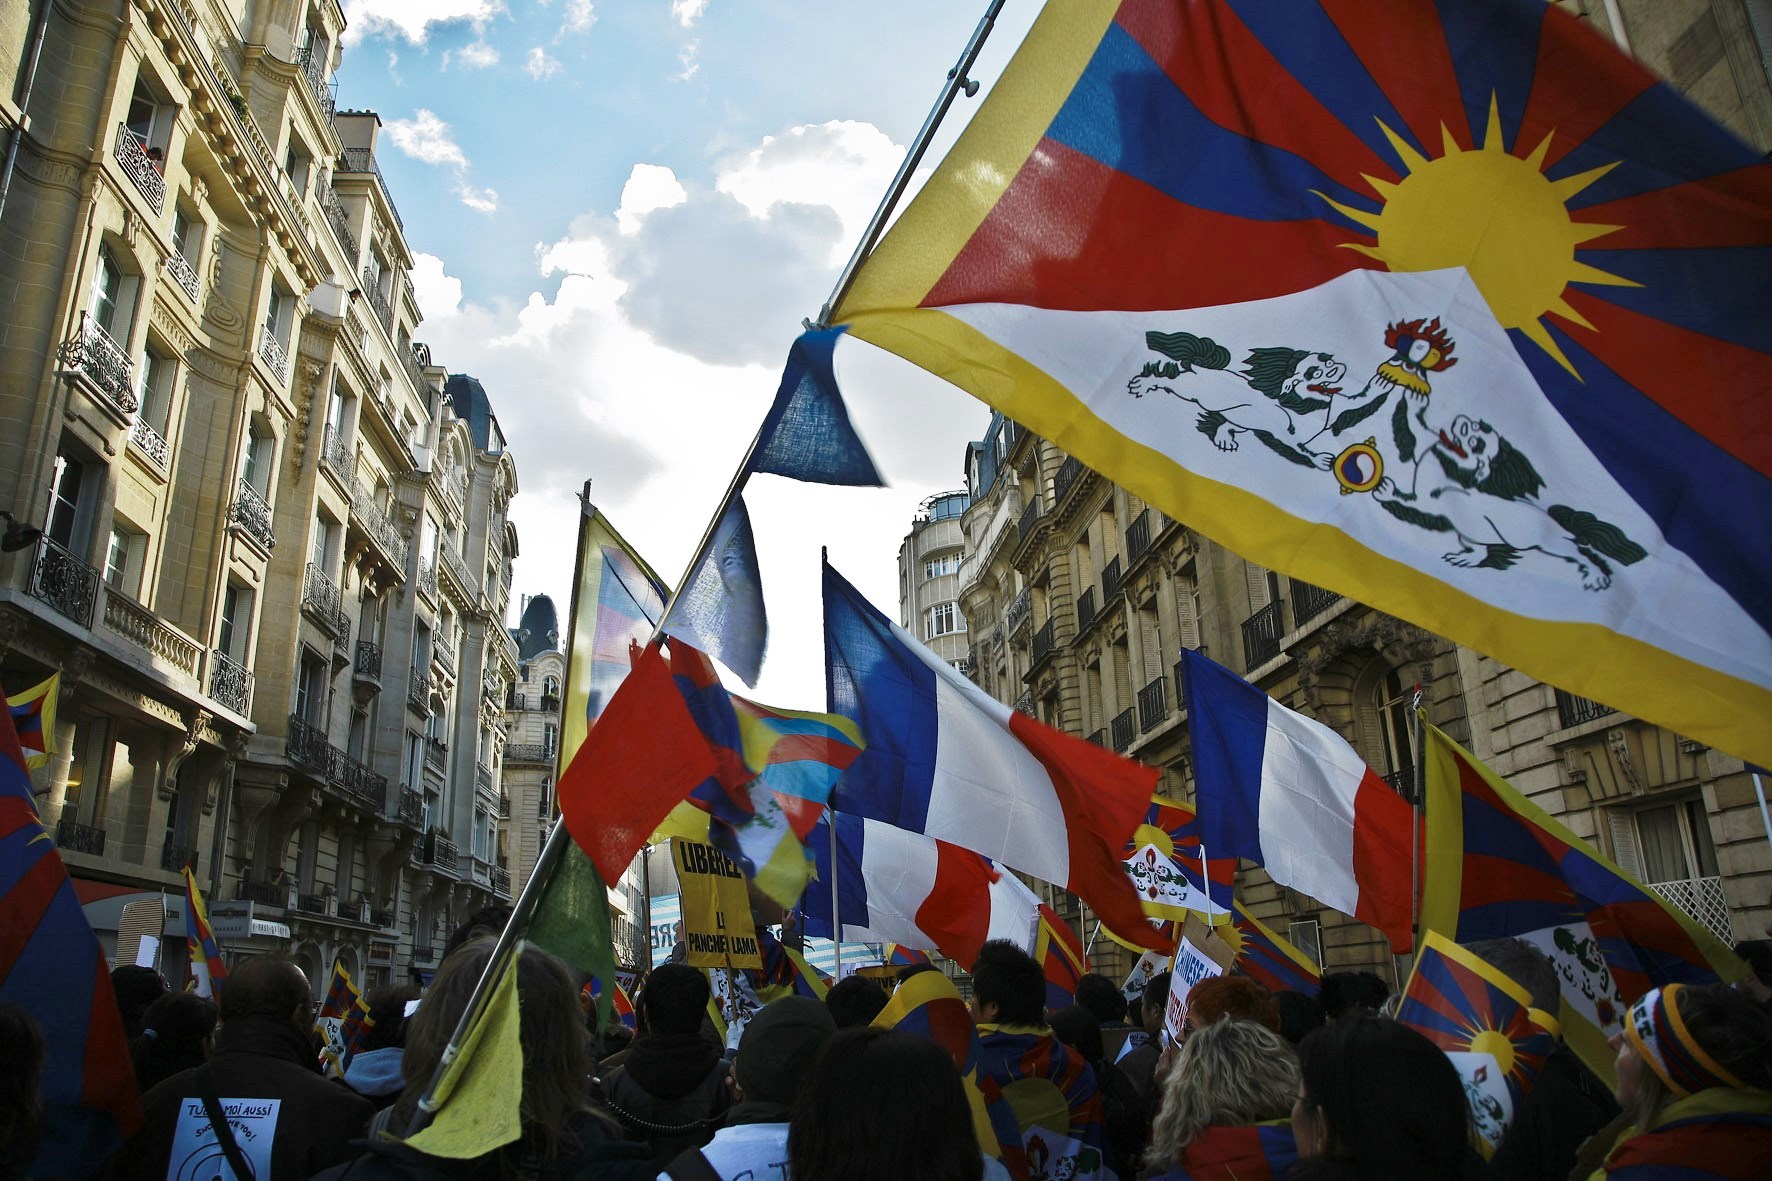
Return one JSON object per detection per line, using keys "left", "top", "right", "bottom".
{"left": 560, "top": 501, "right": 669, "bottom": 767}
{"left": 801, "top": 812, "right": 1042, "bottom": 967}
{"left": 0, "top": 687, "right": 140, "bottom": 1175}
{"left": 182, "top": 865, "right": 227, "bottom": 998}
{"left": 828, "top": 0, "right": 1772, "bottom": 768}
{"left": 1184, "top": 649, "right": 1416, "bottom": 952}
{"left": 1225, "top": 902, "right": 1321, "bottom": 997}
{"left": 315, "top": 960, "right": 373, "bottom": 1076}
{"left": 7, "top": 672, "right": 57, "bottom": 769}
{"left": 1395, "top": 932, "right": 1560, "bottom": 1159}
{"left": 1122, "top": 795, "right": 1235, "bottom": 922}
{"left": 824, "top": 560, "right": 1170, "bottom": 952}
{"left": 1419, "top": 722, "right": 1745, "bottom": 1085}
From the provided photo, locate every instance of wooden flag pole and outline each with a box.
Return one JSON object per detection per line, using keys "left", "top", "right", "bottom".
{"left": 811, "top": 0, "right": 1007, "bottom": 329}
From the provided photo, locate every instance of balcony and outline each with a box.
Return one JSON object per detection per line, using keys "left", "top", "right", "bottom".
{"left": 339, "top": 147, "right": 403, "bottom": 232}
{"left": 412, "top": 944, "right": 434, "bottom": 964}
{"left": 236, "top": 879, "right": 287, "bottom": 907}
{"left": 354, "top": 640, "right": 382, "bottom": 686}
{"left": 286, "top": 714, "right": 333, "bottom": 777}
{"left": 1012, "top": 691, "right": 1035, "bottom": 717}
{"left": 1555, "top": 689, "right": 1616, "bottom": 730}
{"left": 258, "top": 323, "right": 290, "bottom": 384}
{"left": 318, "top": 179, "right": 357, "bottom": 260}
{"left": 420, "top": 830, "right": 458, "bottom": 872}
{"left": 1086, "top": 729, "right": 1107, "bottom": 747}
{"left": 424, "top": 737, "right": 447, "bottom": 772}
{"left": 231, "top": 478, "right": 275, "bottom": 550}
{"left": 301, "top": 564, "right": 351, "bottom": 642}
{"left": 402, "top": 343, "right": 429, "bottom": 396}
{"left": 329, "top": 752, "right": 387, "bottom": 812}
{"left": 498, "top": 795, "right": 512, "bottom": 819}
{"left": 1016, "top": 497, "right": 1044, "bottom": 547}
{"left": 164, "top": 250, "right": 200, "bottom": 301}
{"left": 370, "top": 907, "right": 394, "bottom": 929}
{"left": 432, "top": 632, "right": 459, "bottom": 677}
{"left": 160, "top": 844, "right": 200, "bottom": 873}
{"left": 1291, "top": 579, "right": 1342, "bottom": 627}
{"left": 1053, "top": 455, "right": 1084, "bottom": 505}
{"left": 438, "top": 542, "right": 474, "bottom": 602}
{"left": 1032, "top": 617, "right": 1057, "bottom": 665}
{"left": 1007, "top": 587, "right": 1032, "bottom": 635}
{"left": 1126, "top": 509, "right": 1152, "bottom": 565}
{"left": 1173, "top": 659, "right": 1187, "bottom": 716}
{"left": 1241, "top": 600, "right": 1285, "bottom": 672}
{"left": 58, "top": 312, "right": 136, "bottom": 418}
{"left": 539, "top": 692, "right": 560, "bottom": 713}
{"left": 209, "top": 649, "right": 253, "bottom": 715}
{"left": 56, "top": 818, "right": 106, "bottom": 855}
{"left": 113, "top": 124, "right": 165, "bottom": 213}
{"left": 395, "top": 787, "right": 425, "bottom": 831}
{"left": 1076, "top": 586, "right": 1097, "bottom": 632}
{"left": 476, "top": 763, "right": 495, "bottom": 798}
{"left": 1110, "top": 707, "right": 1136, "bottom": 752}
{"left": 101, "top": 587, "right": 203, "bottom": 678}
{"left": 295, "top": 892, "right": 332, "bottom": 917}
{"left": 295, "top": 44, "right": 336, "bottom": 122}
{"left": 129, "top": 414, "right": 170, "bottom": 469}
{"left": 416, "top": 561, "right": 438, "bottom": 599}
{"left": 1138, "top": 675, "right": 1168, "bottom": 732}
{"left": 29, "top": 537, "right": 99, "bottom": 628}
{"left": 347, "top": 475, "right": 409, "bottom": 572}
{"left": 492, "top": 865, "right": 511, "bottom": 897}
{"left": 1644, "top": 875, "right": 1733, "bottom": 944}
{"left": 320, "top": 422, "right": 353, "bottom": 479}
{"left": 362, "top": 268, "right": 394, "bottom": 336}
{"left": 1101, "top": 555, "right": 1124, "bottom": 602}
{"left": 407, "top": 669, "right": 431, "bottom": 715}
{"left": 504, "top": 743, "right": 554, "bottom": 765}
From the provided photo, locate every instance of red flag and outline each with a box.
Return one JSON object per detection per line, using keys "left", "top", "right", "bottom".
{"left": 555, "top": 643, "right": 719, "bottom": 883}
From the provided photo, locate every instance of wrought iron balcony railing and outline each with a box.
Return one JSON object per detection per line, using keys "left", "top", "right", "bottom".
{"left": 236, "top": 879, "right": 287, "bottom": 907}
{"left": 57, "top": 818, "right": 107, "bottom": 855}
{"left": 432, "top": 632, "right": 458, "bottom": 675}
{"left": 1076, "top": 586, "right": 1097, "bottom": 632}
{"left": 492, "top": 865, "right": 511, "bottom": 896}
{"left": 348, "top": 475, "right": 409, "bottom": 569}
{"left": 362, "top": 267, "right": 394, "bottom": 335}
{"left": 295, "top": 892, "right": 331, "bottom": 916}
{"left": 164, "top": 249, "right": 200, "bottom": 301}
{"left": 1007, "top": 587, "right": 1032, "bottom": 634}
{"left": 209, "top": 649, "right": 253, "bottom": 714}
{"left": 438, "top": 541, "right": 474, "bottom": 600}
{"left": 424, "top": 737, "right": 446, "bottom": 771}
{"left": 320, "top": 422, "right": 353, "bottom": 477}
{"left": 1101, "top": 555, "right": 1124, "bottom": 602}
{"left": 416, "top": 561, "right": 437, "bottom": 599}
{"left": 1053, "top": 455, "right": 1083, "bottom": 505}
{"left": 231, "top": 478, "right": 275, "bottom": 549}
{"left": 1138, "top": 675, "right": 1168, "bottom": 732}
{"left": 295, "top": 44, "right": 335, "bottom": 121}
{"left": 396, "top": 787, "right": 425, "bottom": 830}
{"left": 1017, "top": 497, "right": 1044, "bottom": 546}
{"left": 160, "top": 843, "right": 199, "bottom": 873}
{"left": 1110, "top": 707, "right": 1136, "bottom": 752}
{"left": 101, "top": 588, "right": 202, "bottom": 677}
{"left": 301, "top": 564, "right": 350, "bottom": 638}
{"left": 1032, "top": 618, "right": 1057, "bottom": 664}
{"left": 114, "top": 124, "right": 165, "bottom": 212}
{"left": 339, "top": 147, "right": 404, "bottom": 231}
{"left": 258, "top": 323, "right": 290, "bottom": 384}
{"left": 129, "top": 414, "right": 169, "bottom": 469}
{"left": 1291, "top": 579, "right": 1342, "bottom": 627}
{"left": 1555, "top": 689, "right": 1616, "bottom": 730}
{"left": 407, "top": 670, "right": 431, "bottom": 714}
{"left": 30, "top": 537, "right": 99, "bottom": 627}
{"left": 402, "top": 343, "right": 429, "bottom": 395}
{"left": 58, "top": 312, "right": 136, "bottom": 416}
{"left": 498, "top": 795, "right": 512, "bottom": 819}
{"left": 286, "top": 714, "right": 333, "bottom": 776}
{"left": 1086, "top": 729, "right": 1107, "bottom": 747}
{"left": 1241, "top": 600, "right": 1285, "bottom": 672}
{"left": 319, "top": 178, "right": 357, "bottom": 259}
{"left": 354, "top": 640, "right": 382, "bottom": 682}
{"left": 504, "top": 743, "right": 554, "bottom": 765}
{"left": 1126, "top": 509, "right": 1152, "bottom": 565}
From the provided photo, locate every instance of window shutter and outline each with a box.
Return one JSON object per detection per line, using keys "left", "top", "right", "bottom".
{"left": 1607, "top": 810, "right": 1646, "bottom": 881}
{"left": 1245, "top": 562, "right": 1271, "bottom": 609}
{"left": 1175, "top": 578, "right": 1200, "bottom": 650}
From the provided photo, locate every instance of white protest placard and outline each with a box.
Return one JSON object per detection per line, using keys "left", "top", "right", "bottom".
{"left": 1163, "top": 937, "right": 1224, "bottom": 1044}
{"left": 169, "top": 1097, "right": 280, "bottom": 1180}
{"left": 134, "top": 935, "right": 159, "bottom": 968}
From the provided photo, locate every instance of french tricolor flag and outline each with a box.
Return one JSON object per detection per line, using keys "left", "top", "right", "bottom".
{"left": 799, "top": 812, "right": 1042, "bottom": 967}
{"left": 1183, "top": 649, "right": 1417, "bottom": 954}
{"left": 824, "top": 562, "right": 1170, "bottom": 952}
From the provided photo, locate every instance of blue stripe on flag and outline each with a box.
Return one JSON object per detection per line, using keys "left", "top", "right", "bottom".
{"left": 1049, "top": 23, "right": 1375, "bottom": 226}
{"left": 801, "top": 813, "right": 874, "bottom": 940}
{"left": 1555, "top": 82, "right": 1766, "bottom": 209}
{"left": 1436, "top": 0, "right": 1544, "bottom": 150}
{"left": 1183, "top": 651, "right": 1270, "bottom": 867}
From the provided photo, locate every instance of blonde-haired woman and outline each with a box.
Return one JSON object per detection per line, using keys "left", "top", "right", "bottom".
{"left": 1143, "top": 1017, "right": 1299, "bottom": 1179}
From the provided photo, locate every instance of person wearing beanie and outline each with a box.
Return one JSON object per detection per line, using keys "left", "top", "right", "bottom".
{"left": 662, "top": 995, "right": 836, "bottom": 1180}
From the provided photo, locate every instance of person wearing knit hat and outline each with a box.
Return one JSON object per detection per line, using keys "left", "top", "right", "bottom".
{"left": 662, "top": 995, "right": 835, "bottom": 1180}
{"left": 1584, "top": 981, "right": 1772, "bottom": 1179}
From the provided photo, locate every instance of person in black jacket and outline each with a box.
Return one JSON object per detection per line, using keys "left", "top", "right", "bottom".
{"left": 600, "top": 963, "right": 731, "bottom": 1168}
{"left": 104, "top": 956, "right": 373, "bottom": 1180}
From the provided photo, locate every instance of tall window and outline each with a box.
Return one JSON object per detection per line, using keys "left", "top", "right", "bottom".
{"left": 171, "top": 206, "right": 201, "bottom": 263}
{"left": 923, "top": 553, "right": 960, "bottom": 580}
{"left": 137, "top": 344, "right": 173, "bottom": 432}
{"left": 47, "top": 454, "right": 89, "bottom": 548}
{"left": 1611, "top": 797, "right": 1719, "bottom": 886}
{"left": 926, "top": 602, "right": 963, "bottom": 638}
{"left": 310, "top": 516, "right": 336, "bottom": 573}
{"left": 294, "top": 647, "right": 328, "bottom": 724}
{"left": 263, "top": 286, "right": 289, "bottom": 345}
{"left": 1372, "top": 668, "right": 1416, "bottom": 786}
{"left": 103, "top": 526, "right": 143, "bottom": 593}
{"left": 92, "top": 248, "right": 124, "bottom": 337}
{"left": 242, "top": 422, "right": 273, "bottom": 492}
{"left": 218, "top": 582, "right": 252, "bottom": 660}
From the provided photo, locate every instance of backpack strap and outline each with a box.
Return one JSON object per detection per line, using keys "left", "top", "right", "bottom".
{"left": 198, "top": 1075, "right": 257, "bottom": 1181}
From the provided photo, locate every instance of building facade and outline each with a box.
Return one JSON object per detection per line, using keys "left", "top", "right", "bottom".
{"left": 897, "top": 489, "right": 971, "bottom": 670}
{"left": 1, "top": 0, "right": 521, "bottom": 993}
{"left": 504, "top": 592, "right": 562, "bottom": 899}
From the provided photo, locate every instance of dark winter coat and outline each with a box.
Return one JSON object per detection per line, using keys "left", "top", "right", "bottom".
{"left": 311, "top": 1110, "right": 654, "bottom": 1181}
{"left": 598, "top": 1032, "right": 732, "bottom": 1168}
{"left": 104, "top": 1015, "right": 374, "bottom": 1181}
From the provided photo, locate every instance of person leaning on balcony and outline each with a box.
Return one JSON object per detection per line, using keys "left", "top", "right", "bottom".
{"left": 103, "top": 956, "right": 373, "bottom": 1180}
{"left": 1575, "top": 982, "right": 1772, "bottom": 1179}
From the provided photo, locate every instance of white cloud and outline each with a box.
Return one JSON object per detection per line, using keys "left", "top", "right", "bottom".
{"left": 525, "top": 47, "right": 563, "bottom": 80}
{"left": 384, "top": 109, "right": 468, "bottom": 166}
{"left": 411, "top": 253, "right": 463, "bottom": 319}
{"left": 444, "top": 39, "right": 499, "bottom": 69}
{"left": 671, "top": 0, "right": 708, "bottom": 28}
{"left": 557, "top": 0, "right": 596, "bottom": 38}
{"left": 675, "top": 40, "right": 700, "bottom": 81}
{"left": 341, "top": 0, "right": 503, "bottom": 45}
{"left": 458, "top": 182, "right": 500, "bottom": 214}
{"left": 717, "top": 121, "right": 903, "bottom": 260}
{"left": 615, "top": 164, "right": 687, "bottom": 235}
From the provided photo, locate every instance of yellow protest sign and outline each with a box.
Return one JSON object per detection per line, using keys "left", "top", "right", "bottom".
{"left": 674, "top": 839, "right": 762, "bottom": 969}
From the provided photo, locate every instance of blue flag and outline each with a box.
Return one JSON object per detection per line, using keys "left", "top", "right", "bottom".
{"left": 663, "top": 495, "right": 767, "bottom": 686}
{"left": 750, "top": 326, "right": 883, "bottom": 486}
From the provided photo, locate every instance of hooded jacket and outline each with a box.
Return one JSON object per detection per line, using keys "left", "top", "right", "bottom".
{"left": 601, "top": 1033, "right": 732, "bottom": 1168}
{"left": 343, "top": 1046, "right": 407, "bottom": 1106}
{"left": 104, "top": 1015, "right": 375, "bottom": 1180}
{"left": 312, "top": 1110, "right": 654, "bottom": 1181}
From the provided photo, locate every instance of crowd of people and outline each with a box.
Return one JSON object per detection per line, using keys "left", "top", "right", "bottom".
{"left": 2, "top": 925, "right": 1770, "bottom": 1180}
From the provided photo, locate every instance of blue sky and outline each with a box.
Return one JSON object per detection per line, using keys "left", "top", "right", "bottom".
{"left": 333, "top": 0, "right": 1041, "bottom": 705}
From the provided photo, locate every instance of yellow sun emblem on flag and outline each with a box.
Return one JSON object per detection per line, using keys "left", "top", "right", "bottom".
{"left": 1316, "top": 97, "right": 1639, "bottom": 377}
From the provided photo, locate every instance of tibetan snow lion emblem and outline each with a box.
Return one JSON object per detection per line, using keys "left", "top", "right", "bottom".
{"left": 1127, "top": 319, "right": 1647, "bottom": 591}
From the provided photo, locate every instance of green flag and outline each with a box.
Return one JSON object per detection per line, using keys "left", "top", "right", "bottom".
{"left": 527, "top": 841, "right": 619, "bottom": 1033}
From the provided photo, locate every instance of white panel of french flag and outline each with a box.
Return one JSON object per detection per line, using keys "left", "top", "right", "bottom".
{"left": 1184, "top": 649, "right": 1416, "bottom": 951}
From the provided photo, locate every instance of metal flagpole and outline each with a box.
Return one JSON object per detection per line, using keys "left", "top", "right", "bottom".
{"left": 811, "top": 0, "right": 1007, "bottom": 329}
{"left": 1085, "top": 920, "right": 1102, "bottom": 957}
{"left": 1752, "top": 768, "right": 1772, "bottom": 858}
{"left": 830, "top": 813, "right": 843, "bottom": 979}
{"left": 1409, "top": 685, "right": 1426, "bottom": 965}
